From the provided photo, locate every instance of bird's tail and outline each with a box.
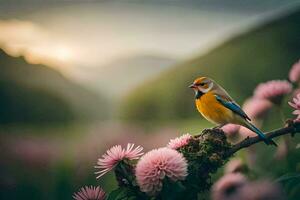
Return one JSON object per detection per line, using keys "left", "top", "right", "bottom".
{"left": 245, "top": 121, "right": 277, "bottom": 147}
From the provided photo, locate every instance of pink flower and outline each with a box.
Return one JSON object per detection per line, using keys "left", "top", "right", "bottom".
{"left": 167, "top": 133, "right": 192, "bottom": 149}
{"left": 292, "top": 88, "right": 300, "bottom": 98}
{"left": 288, "top": 93, "right": 300, "bottom": 122}
{"left": 289, "top": 60, "right": 300, "bottom": 83}
{"left": 242, "top": 98, "right": 273, "bottom": 119}
{"left": 135, "top": 147, "right": 188, "bottom": 195}
{"left": 224, "top": 159, "right": 245, "bottom": 174}
{"left": 211, "top": 173, "right": 247, "bottom": 200}
{"left": 221, "top": 124, "right": 240, "bottom": 136}
{"left": 239, "top": 181, "right": 286, "bottom": 200}
{"left": 239, "top": 126, "right": 257, "bottom": 138}
{"left": 254, "top": 80, "right": 292, "bottom": 104}
{"left": 212, "top": 177, "right": 285, "bottom": 200}
{"left": 95, "top": 143, "right": 143, "bottom": 178}
{"left": 73, "top": 186, "right": 106, "bottom": 200}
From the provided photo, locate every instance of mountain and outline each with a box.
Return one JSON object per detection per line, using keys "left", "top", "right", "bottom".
{"left": 0, "top": 49, "right": 108, "bottom": 124}
{"left": 80, "top": 54, "right": 177, "bottom": 98}
{"left": 120, "top": 9, "right": 300, "bottom": 122}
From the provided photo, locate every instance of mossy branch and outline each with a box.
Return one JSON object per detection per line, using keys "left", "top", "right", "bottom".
{"left": 100, "top": 122, "right": 300, "bottom": 200}
{"left": 225, "top": 121, "right": 300, "bottom": 157}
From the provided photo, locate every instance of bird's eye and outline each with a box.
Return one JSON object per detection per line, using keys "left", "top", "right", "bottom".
{"left": 199, "top": 83, "right": 205, "bottom": 86}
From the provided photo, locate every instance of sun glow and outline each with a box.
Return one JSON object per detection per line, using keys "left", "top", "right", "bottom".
{"left": 0, "top": 20, "right": 76, "bottom": 73}
{"left": 55, "top": 46, "right": 73, "bottom": 62}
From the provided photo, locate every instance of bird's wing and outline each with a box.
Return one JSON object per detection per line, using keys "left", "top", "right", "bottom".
{"left": 215, "top": 95, "right": 251, "bottom": 121}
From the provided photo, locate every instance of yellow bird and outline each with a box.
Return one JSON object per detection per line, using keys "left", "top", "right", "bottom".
{"left": 189, "top": 77, "right": 276, "bottom": 146}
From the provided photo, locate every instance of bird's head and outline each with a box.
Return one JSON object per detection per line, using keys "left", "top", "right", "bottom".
{"left": 189, "top": 77, "right": 214, "bottom": 98}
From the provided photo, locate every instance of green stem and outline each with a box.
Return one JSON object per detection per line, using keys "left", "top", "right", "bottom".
{"left": 277, "top": 105, "right": 285, "bottom": 125}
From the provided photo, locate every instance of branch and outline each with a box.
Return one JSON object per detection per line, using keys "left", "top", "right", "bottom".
{"left": 225, "top": 121, "right": 300, "bottom": 157}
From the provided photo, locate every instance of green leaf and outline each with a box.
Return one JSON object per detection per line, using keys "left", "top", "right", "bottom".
{"left": 275, "top": 173, "right": 300, "bottom": 200}
{"left": 106, "top": 187, "right": 149, "bottom": 200}
{"left": 274, "top": 173, "right": 300, "bottom": 183}
{"left": 159, "top": 179, "right": 189, "bottom": 200}
{"left": 107, "top": 188, "right": 128, "bottom": 200}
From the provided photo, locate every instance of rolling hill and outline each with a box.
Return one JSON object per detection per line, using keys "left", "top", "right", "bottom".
{"left": 120, "top": 8, "right": 300, "bottom": 122}
{"left": 0, "top": 49, "right": 108, "bottom": 124}
{"left": 77, "top": 54, "right": 177, "bottom": 98}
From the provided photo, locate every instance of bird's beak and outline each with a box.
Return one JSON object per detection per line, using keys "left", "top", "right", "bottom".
{"left": 189, "top": 83, "right": 196, "bottom": 89}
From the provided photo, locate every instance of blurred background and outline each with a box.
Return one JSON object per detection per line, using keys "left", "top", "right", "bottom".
{"left": 0, "top": 0, "right": 300, "bottom": 199}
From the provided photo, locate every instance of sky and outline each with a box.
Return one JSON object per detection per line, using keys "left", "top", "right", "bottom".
{"left": 0, "top": 0, "right": 300, "bottom": 78}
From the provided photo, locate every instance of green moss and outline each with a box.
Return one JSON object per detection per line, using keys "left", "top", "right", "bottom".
{"left": 178, "top": 129, "right": 232, "bottom": 196}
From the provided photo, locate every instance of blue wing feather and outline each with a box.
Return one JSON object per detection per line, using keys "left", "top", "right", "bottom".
{"left": 215, "top": 95, "right": 251, "bottom": 121}
{"left": 215, "top": 95, "right": 277, "bottom": 146}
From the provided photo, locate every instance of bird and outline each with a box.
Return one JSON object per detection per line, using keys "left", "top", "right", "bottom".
{"left": 189, "top": 76, "right": 277, "bottom": 146}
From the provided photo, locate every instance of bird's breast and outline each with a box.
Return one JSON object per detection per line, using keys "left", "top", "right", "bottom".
{"left": 195, "top": 92, "right": 233, "bottom": 124}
